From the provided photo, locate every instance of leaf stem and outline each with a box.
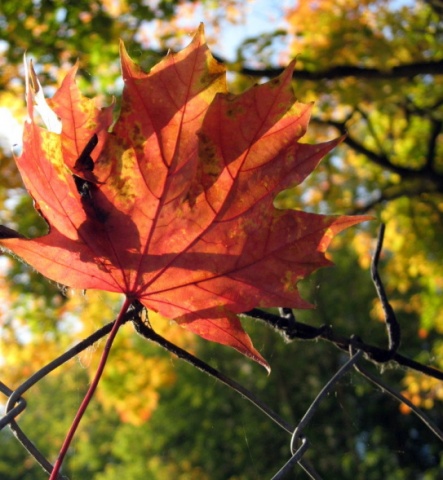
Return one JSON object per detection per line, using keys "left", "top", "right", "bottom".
{"left": 49, "top": 296, "right": 132, "bottom": 480}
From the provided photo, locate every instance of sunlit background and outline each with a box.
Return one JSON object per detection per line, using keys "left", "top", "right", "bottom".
{"left": 0, "top": 1, "right": 442, "bottom": 478}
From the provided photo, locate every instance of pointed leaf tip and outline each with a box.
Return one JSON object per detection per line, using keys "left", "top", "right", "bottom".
{"left": 178, "top": 313, "right": 270, "bottom": 372}
{"left": 24, "top": 57, "right": 62, "bottom": 133}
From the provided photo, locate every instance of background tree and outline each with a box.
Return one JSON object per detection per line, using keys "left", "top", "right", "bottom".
{"left": 0, "top": 0, "right": 442, "bottom": 478}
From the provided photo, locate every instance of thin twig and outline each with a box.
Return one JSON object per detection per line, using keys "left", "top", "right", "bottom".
{"left": 371, "top": 224, "right": 401, "bottom": 356}
{"left": 243, "top": 310, "right": 443, "bottom": 381}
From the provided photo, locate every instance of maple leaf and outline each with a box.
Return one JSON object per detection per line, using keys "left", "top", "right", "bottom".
{"left": 0, "top": 26, "right": 370, "bottom": 369}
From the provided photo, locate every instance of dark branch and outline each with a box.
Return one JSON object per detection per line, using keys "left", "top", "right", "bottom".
{"left": 426, "top": 119, "right": 443, "bottom": 171}
{"left": 312, "top": 116, "right": 443, "bottom": 203}
{"left": 312, "top": 116, "right": 419, "bottom": 178}
{"left": 144, "top": 48, "right": 443, "bottom": 82}
{"left": 371, "top": 224, "right": 401, "bottom": 357}
{"left": 425, "top": 0, "right": 443, "bottom": 18}
{"left": 243, "top": 308, "right": 443, "bottom": 381}
{"left": 351, "top": 188, "right": 420, "bottom": 215}
{"left": 316, "top": 109, "right": 443, "bottom": 214}
{"left": 212, "top": 55, "right": 443, "bottom": 81}
{"left": 404, "top": 96, "right": 443, "bottom": 120}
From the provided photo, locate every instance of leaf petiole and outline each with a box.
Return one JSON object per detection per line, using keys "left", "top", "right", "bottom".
{"left": 49, "top": 296, "right": 133, "bottom": 480}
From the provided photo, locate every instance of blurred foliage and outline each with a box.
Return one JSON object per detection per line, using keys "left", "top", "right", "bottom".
{"left": 1, "top": 0, "right": 443, "bottom": 478}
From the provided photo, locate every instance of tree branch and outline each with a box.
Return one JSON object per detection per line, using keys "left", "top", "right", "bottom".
{"left": 312, "top": 116, "right": 443, "bottom": 201}
{"left": 212, "top": 55, "right": 443, "bottom": 81}
{"left": 426, "top": 119, "right": 443, "bottom": 172}
{"left": 371, "top": 224, "right": 401, "bottom": 357}
{"left": 351, "top": 184, "right": 440, "bottom": 214}
{"left": 243, "top": 309, "right": 443, "bottom": 381}
{"left": 312, "top": 116, "right": 418, "bottom": 178}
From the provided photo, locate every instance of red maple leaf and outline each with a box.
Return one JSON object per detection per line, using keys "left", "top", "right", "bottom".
{"left": 0, "top": 26, "right": 369, "bottom": 369}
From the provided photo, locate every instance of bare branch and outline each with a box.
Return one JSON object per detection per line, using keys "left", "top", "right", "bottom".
{"left": 371, "top": 224, "right": 401, "bottom": 356}
{"left": 311, "top": 116, "right": 443, "bottom": 201}
{"left": 212, "top": 55, "right": 443, "bottom": 81}
{"left": 426, "top": 119, "right": 443, "bottom": 171}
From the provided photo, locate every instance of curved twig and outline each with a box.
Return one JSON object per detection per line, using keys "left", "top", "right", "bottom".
{"left": 371, "top": 224, "right": 401, "bottom": 357}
